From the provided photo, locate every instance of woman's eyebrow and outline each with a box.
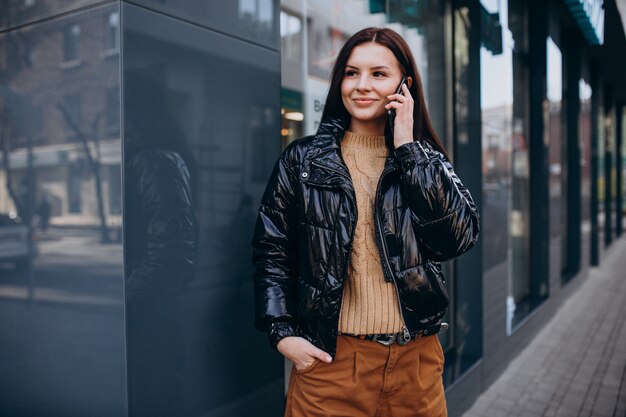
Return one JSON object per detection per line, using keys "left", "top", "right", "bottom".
{"left": 345, "top": 64, "right": 391, "bottom": 70}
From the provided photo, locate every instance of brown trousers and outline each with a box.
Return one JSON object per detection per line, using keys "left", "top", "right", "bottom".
{"left": 285, "top": 334, "right": 447, "bottom": 417}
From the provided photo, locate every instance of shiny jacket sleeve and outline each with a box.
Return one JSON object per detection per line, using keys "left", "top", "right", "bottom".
{"left": 251, "top": 145, "right": 300, "bottom": 348}
{"left": 394, "top": 140, "right": 480, "bottom": 262}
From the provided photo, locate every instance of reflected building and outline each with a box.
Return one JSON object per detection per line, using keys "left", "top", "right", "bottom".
{"left": 0, "top": 1, "right": 625, "bottom": 417}
{"left": 0, "top": 3, "right": 125, "bottom": 417}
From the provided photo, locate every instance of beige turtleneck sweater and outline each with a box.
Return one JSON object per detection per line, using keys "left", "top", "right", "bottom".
{"left": 337, "top": 131, "right": 404, "bottom": 335}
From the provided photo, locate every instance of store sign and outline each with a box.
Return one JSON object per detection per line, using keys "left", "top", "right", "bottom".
{"left": 564, "top": 0, "right": 604, "bottom": 45}
{"left": 305, "top": 78, "right": 328, "bottom": 136}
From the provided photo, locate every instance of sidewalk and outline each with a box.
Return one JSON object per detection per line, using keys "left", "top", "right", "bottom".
{"left": 461, "top": 236, "right": 626, "bottom": 417}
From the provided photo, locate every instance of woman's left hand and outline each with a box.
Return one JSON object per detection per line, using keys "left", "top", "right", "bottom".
{"left": 385, "top": 83, "right": 414, "bottom": 149}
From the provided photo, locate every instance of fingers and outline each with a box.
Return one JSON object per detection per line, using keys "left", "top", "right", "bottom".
{"left": 385, "top": 99, "right": 413, "bottom": 112}
{"left": 386, "top": 94, "right": 407, "bottom": 104}
{"left": 385, "top": 101, "right": 403, "bottom": 110}
{"left": 386, "top": 84, "right": 412, "bottom": 103}
{"left": 277, "top": 336, "right": 333, "bottom": 365}
{"left": 386, "top": 88, "right": 413, "bottom": 112}
{"left": 310, "top": 347, "right": 333, "bottom": 363}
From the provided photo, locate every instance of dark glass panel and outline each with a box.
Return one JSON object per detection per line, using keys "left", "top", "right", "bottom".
{"left": 0, "top": 0, "right": 104, "bottom": 32}
{"left": 122, "top": 3, "right": 282, "bottom": 416}
{"left": 0, "top": 3, "right": 125, "bottom": 416}
{"left": 127, "top": 0, "right": 279, "bottom": 50}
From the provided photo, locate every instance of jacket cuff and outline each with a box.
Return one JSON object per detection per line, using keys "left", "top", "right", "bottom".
{"left": 268, "top": 320, "right": 297, "bottom": 351}
{"left": 394, "top": 140, "right": 434, "bottom": 168}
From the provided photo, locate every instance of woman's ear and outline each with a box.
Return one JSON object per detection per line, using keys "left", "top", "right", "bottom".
{"left": 406, "top": 76, "right": 413, "bottom": 89}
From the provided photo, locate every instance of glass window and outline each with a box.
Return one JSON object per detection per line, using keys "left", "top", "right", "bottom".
{"left": 508, "top": 0, "right": 532, "bottom": 331}
{"left": 597, "top": 101, "right": 605, "bottom": 248}
{"left": 480, "top": 0, "right": 514, "bottom": 333}
{"left": 546, "top": 36, "right": 566, "bottom": 281}
{"left": 578, "top": 76, "right": 592, "bottom": 265}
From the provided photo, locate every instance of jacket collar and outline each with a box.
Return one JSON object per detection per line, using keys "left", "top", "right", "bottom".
{"left": 311, "top": 115, "right": 351, "bottom": 152}
{"left": 310, "top": 115, "right": 397, "bottom": 174}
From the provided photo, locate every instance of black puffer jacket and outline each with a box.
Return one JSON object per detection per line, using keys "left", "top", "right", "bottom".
{"left": 252, "top": 116, "right": 479, "bottom": 358}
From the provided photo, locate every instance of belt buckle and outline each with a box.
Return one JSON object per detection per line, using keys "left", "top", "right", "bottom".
{"left": 374, "top": 334, "right": 396, "bottom": 346}
{"left": 397, "top": 332, "right": 411, "bottom": 345}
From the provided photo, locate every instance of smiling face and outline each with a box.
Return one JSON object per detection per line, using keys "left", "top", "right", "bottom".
{"left": 341, "top": 42, "right": 405, "bottom": 135}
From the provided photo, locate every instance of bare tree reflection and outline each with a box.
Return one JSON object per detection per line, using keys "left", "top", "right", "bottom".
{"left": 56, "top": 103, "right": 111, "bottom": 243}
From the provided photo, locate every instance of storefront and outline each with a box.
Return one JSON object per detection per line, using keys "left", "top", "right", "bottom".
{"left": 0, "top": 1, "right": 623, "bottom": 416}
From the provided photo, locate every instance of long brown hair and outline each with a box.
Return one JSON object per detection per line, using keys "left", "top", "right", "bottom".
{"left": 321, "top": 27, "right": 449, "bottom": 159}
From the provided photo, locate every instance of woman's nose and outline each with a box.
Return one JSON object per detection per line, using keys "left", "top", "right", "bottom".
{"left": 356, "top": 76, "right": 371, "bottom": 91}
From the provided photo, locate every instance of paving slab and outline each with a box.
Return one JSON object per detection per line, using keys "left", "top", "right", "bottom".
{"left": 461, "top": 236, "right": 626, "bottom": 417}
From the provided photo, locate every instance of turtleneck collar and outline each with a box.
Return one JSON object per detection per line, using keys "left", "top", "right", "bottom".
{"left": 341, "top": 131, "right": 387, "bottom": 152}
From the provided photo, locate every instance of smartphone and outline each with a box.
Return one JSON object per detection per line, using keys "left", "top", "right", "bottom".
{"left": 388, "top": 76, "right": 407, "bottom": 132}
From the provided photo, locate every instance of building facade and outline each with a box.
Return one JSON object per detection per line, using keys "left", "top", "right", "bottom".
{"left": 0, "top": 0, "right": 624, "bottom": 416}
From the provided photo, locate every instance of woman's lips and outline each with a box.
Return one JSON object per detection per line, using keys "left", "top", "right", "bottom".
{"left": 353, "top": 98, "right": 377, "bottom": 106}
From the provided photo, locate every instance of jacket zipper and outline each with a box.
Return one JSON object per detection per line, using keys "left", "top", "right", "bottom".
{"left": 311, "top": 159, "right": 358, "bottom": 341}
{"left": 311, "top": 157, "right": 409, "bottom": 343}
{"left": 374, "top": 166, "right": 411, "bottom": 342}
{"left": 311, "top": 160, "right": 351, "bottom": 180}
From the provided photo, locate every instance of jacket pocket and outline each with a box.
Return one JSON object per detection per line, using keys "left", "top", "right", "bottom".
{"left": 395, "top": 262, "right": 449, "bottom": 321}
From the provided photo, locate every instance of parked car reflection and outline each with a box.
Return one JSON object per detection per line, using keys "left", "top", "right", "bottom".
{"left": 0, "top": 213, "right": 36, "bottom": 271}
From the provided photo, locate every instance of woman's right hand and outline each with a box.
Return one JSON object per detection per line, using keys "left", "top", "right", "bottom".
{"left": 276, "top": 336, "right": 333, "bottom": 370}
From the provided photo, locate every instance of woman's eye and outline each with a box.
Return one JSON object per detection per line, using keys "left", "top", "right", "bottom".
{"left": 373, "top": 71, "right": 386, "bottom": 77}
{"left": 344, "top": 70, "right": 357, "bottom": 77}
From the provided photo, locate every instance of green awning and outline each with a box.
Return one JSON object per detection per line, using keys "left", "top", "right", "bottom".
{"left": 564, "top": 0, "right": 604, "bottom": 45}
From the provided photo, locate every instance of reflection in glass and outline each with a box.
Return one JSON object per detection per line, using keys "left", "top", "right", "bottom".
{"left": 122, "top": 3, "right": 282, "bottom": 416}
{"left": 450, "top": 6, "right": 470, "bottom": 365}
{"left": 480, "top": 1, "right": 513, "bottom": 333}
{"left": 124, "top": 70, "right": 198, "bottom": 417}
{"left": 597, "top": 101, "right": 605, "bottom": 249}
{"left": 0, "top": 4, "right": 125, "bottom": 416}
{"left": 508, "top": 0, "right": 532, "bottom": 332}
{"left": 546, "top": 37, "right": 567, "bottom": 282}
{"left": 579, "top": 77, "right": 592, "bottom": 265}
{"left": 622, "top": 109, "right": 626, "bottom": 217}
{"left": 127, "top": 0, "right": 279, "bottom": 49}
{"left": 0, "top": 0, "right": 104, "bottom": 31}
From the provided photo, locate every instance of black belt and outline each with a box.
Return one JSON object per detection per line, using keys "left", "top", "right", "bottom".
{"left": 340, "top": 322, "right": 448, "bottom": 346}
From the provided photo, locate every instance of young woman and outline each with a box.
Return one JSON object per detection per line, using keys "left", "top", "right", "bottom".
{"left": 252, "top": 27, "right": 479, "bottom": 417}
